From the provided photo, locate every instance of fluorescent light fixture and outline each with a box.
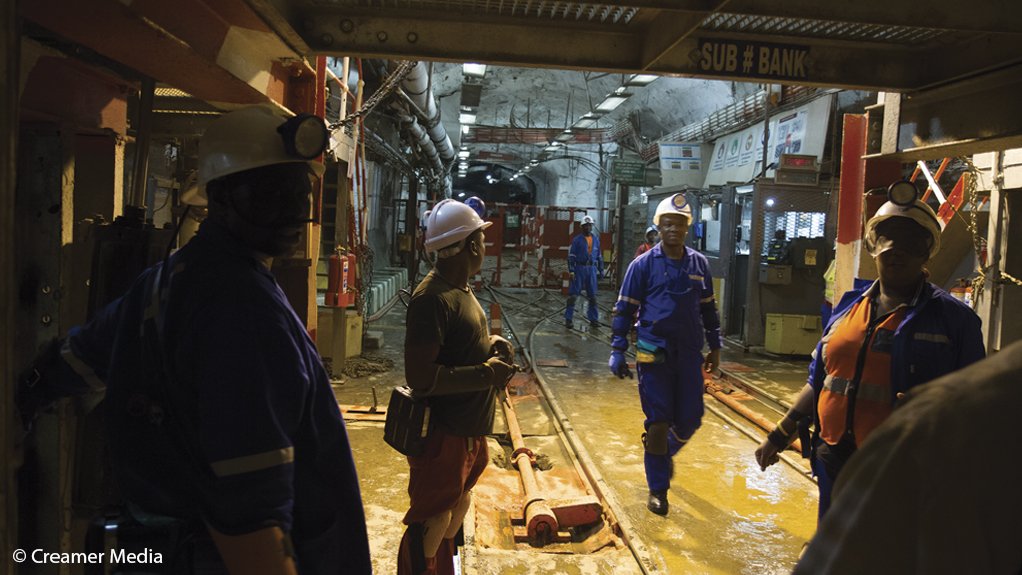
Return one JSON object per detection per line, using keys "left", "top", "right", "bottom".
{"left": 765, "top": 198, "right": 776, "bottom": 207}
{"left": 554, "top": 130, "right": 573, "bottom": 142}
{"left": 529, "top": 159, "right": 539, "bottom": 165}
{"left": 572, "top": 113, "right": 601, "bottom": 130}
{"left": 626, "top": 74, "right": 659, "bottom": 87}
{"left": 543, "top": 145, "right": 560, "bottom": 152}
{"left": 461, "top": 125, "right": 470, "bottom": 135}
{"left": 459, "top": 112, "right": 477, "bottom": 124}
{"left": 459, "top": 162, "right": 469, "bottom": 169}
{"left": 458, "top": 150, "right": 470, "bottom": 159}
{"left": 463, "top": 63, "right": 487, "bottom": 78}
{"left": 458, "top": 192, "right": 466, "bottom": 197}
{"left": 595, "top": 93, "right": 630, "bottom": 113}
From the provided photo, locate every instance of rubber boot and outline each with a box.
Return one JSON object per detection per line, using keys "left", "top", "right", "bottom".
{"left": 647, "top": 490, "right": 669, "bottom": 516}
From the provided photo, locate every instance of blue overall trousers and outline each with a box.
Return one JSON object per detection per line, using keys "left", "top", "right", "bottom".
{"left": 634, "top": 258, "right": 706, "bottom": 493}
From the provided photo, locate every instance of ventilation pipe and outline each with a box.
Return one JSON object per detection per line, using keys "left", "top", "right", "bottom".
{"left": 399, "top": 114, "right": 443, "bottom": 174}
{"left": 396, "top": 62, "right": 455, "bottom": 168}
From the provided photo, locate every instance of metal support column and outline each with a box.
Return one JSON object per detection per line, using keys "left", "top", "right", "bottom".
{"left": 978, "top": 152, "right": 1006, "bottom": 352}
{"left": 2, "top": 0, "right": 19, "bottom": 567}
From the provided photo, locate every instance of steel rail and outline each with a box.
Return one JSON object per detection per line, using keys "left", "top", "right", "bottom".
{"left": 487, "top": 287, "right": 664, "bottom": 574}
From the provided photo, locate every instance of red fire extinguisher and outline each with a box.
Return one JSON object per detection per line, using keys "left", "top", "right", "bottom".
{"left": 339, "top": 253, "right": 351, "bottom": 307}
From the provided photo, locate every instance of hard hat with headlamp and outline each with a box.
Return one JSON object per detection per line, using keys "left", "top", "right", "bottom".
{"left": 865, "top": 180, "right": 942, "bottom": 259}
{"left": 581, "top": 215, "right": 595, "bottom": 226}
{"left": 183, "top": 106, "right": 329, "bottom": 206}
{"left": 424, "top": 199, "right": 493, "bottom": 259}
{"left": 645, "top": 225, "right": 658, "bottom": 236}
{"left": 653, "top": 193, "right": 692, "bottom": 225}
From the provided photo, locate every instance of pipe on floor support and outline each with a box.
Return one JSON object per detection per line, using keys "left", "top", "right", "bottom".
{"left": 502, "top": 394, "right": 558, "bottom": 546}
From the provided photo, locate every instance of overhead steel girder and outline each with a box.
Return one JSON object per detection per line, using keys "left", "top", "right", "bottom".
{"left": 285, "top": 7, "right": 1022, "bottom": 91}
{"left": 592, "top": 0, "right": 1022, "bottom": 34}
{"left": 21, "top": 0, "right": 307, "bottom": 108}
{"left": 868, "top": 63, "right": 1022, "bottom": 161}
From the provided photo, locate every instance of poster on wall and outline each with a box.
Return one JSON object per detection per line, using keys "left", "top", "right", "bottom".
{"left": 724, "top": 134, "right": 741, "bottom": 168}
{"left": 702, "top": 93, "right": 832, "bottom": 187}
{"left": 711, "top": 141, "right": 727, "bottom": 171}
{"left": 738, "top": 131, "right": 757, "bottom": 166}
{"left": 658, "top": 142, "right": 702, "bottom": 171}
{"left": 770, "top": 110, "right": 808, "bottom": 163}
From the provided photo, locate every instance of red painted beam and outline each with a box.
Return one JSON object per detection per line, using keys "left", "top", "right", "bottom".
{"left": 837, "top": 114, "right": 866, "bottom": 245}
{"left": 22, "top": 0, "right": 293, "bottom": 107}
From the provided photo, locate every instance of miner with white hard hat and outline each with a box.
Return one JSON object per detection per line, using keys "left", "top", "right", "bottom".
{"left": 398, "top": 198, "right": 516, "bottom": 575}
{"left": 564, "top": 214, "right": 605, "bottom": 328}
{"left": 17, "top": 106, "right": 372, "bottom": 573}
{"left": 635, "top": 224, "right": 659, "bottom": 258}
{"left": 608, "top": 192, "right": 723, "bottom": 515}
{"left": 755, "top": 180, "right": 985, "bottom": 524}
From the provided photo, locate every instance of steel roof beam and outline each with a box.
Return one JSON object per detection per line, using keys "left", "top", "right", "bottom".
{"left": 292, "top": 8, "right": 994, "bottom": 90}
{"left": 572, "top": 0, "right": 1022, "bottom": 34}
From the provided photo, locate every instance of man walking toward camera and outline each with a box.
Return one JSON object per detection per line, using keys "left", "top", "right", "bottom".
{"left": 608, "top": 193, "right": 722, "bottom": 516}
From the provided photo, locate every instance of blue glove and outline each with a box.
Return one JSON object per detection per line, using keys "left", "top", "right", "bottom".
{"left": 608, "top": 351, "right": 633, "bottom": 379}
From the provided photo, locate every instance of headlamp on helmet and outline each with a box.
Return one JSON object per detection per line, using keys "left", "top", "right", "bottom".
{"left": 887, "top": 180, "right": 918, "bottom": 207}
{"left": 277, "top": 114, "right": 329, "bottom": 160}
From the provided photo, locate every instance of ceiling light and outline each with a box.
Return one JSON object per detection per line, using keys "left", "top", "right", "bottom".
{"left": 458, "top": 192, "right": 466, "bottom": 197}
{"left": 529, "top": 159, "right": 539, "bottom": 165}
{"left": 461, "top": 125, "right": 470, "bottom": 135}
{"left": 626, "top": 74, "right": 659, "bottom": 87}
{"left": 459, "top": 112, "right": 477, "bottom": 124}
{"left": 572, "top": 113, "right": 601, "bottom": 130}
{"left": 543, "top": 145, "right": 560, "bottom": 152}
{"left": 555, "top": 130, "right": 573, "bottom": 142}
{"left": 463, "top": 63, "right": 487, "bottom": 78}
{"left": 595, "top": 93, "right": 630, "bottom": 113}
{"left": 458, "top": 150, "right": 470, "bottom": 159}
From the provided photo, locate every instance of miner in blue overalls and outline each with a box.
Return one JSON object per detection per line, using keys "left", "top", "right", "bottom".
{"left": 608, "top": 193, "right": 722, "bottom": 515}
{"left": 565, "top": 215, "right": 604, "bottom": 328}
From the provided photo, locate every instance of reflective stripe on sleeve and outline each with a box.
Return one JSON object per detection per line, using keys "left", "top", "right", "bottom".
{"left": 822, "top": 375, "right": 889, "bottom": 403}
{"left": 913, "top": 332, "right": 951, "bottom": 344}
{"left": 617, "top": 295, "right": 641, "bottom": 306}
{"left": 60, "top": 340, "right": 106, "bottom": 391}
{"left": 700, "top": 296, "right": 715, "bottom": 304}
{"left": 210, "top": 446, "right": 295, "bottom": 478}
{"left": 688, "top": 274, "right": 704, "bottom": 282}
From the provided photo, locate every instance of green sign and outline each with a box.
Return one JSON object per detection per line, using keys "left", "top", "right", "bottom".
{"left": 612, "top": 159, "right": 646, "bottom": 186}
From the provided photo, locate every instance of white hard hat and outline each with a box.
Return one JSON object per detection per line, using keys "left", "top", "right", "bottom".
{"left": 645, "top": 225, "right": 658, "bottom": 235}
{"left": 653, "top": 193, "right": 692, "bottom": 225}
{"left": 425, "top": 199, "right": 492, "bottom": 258}
{"left": 865, "top": 199, "right": 942, "bottom": 258}
{"left": 190, "top": 106, "right": 327, "bottom": 206}
{"left": 581, "top": 215, "right": 595, "bottom": 225}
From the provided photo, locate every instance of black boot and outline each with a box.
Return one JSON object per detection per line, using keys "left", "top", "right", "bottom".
{"left": 647, "top": 490, "right": 669, "bottom": 516}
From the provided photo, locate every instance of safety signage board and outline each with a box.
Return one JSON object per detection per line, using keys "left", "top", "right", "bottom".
{"left": 697, "top": 38, "right": 810, "bottom": 82}
{"left": 612, "top": 159, "right": 647, "bottom": 186}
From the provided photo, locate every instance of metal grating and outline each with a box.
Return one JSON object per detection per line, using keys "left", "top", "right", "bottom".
{"left": 701, "top": 12, "right": 954, "bottom": 45}
{"left": 309, "top": 0, "right": 638, "bottom": 24}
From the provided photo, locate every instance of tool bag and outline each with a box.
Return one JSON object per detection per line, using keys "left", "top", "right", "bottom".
{"left": 383, "top": 386, "right": 431, "bottom": 456}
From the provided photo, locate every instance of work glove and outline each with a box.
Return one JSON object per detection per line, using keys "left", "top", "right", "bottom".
{"left": 754, "top": 438, "right": 781, "bottom": 472}
{"left": 608, "top": 351, "right": 633, "bottom": 379}
{"left": 489, "top": 335, "right": 514, "bottom": 364}
{"left": 485, "top": 356, "right": 517, "bottom": 391}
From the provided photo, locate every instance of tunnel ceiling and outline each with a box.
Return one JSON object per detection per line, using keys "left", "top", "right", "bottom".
{"left": 252, "top": 0, "right": 1022, "bottom": 92}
